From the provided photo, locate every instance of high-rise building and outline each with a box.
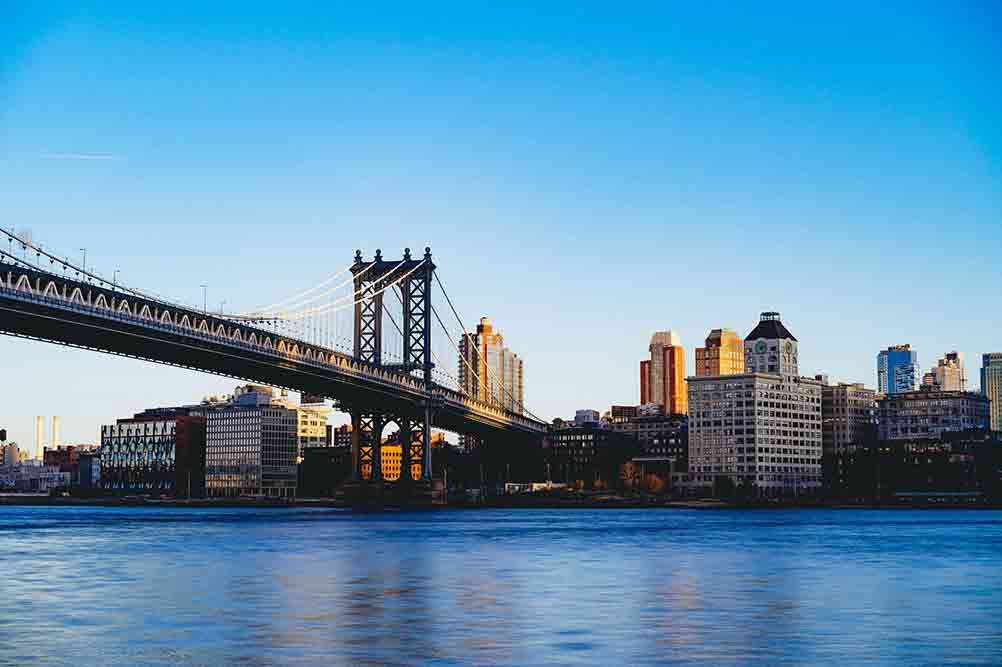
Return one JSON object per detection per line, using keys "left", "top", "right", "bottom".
{"left": 458, "top": 317, "right": 524, "bottom": 414}
{"left": 927, "top": 351, "right": 967, "bottom": 392}
{"left": 982, "top": 353, "right": 1002, "bottom": 433}
{"left": 877, "top": 344, "right": 919, "bottom": 395}
{"left": 688, "top": 313, "right": 822, "bottom": 495}
{"left": 640, "top": 331, "right": 687, "bottom": 415}
{"left": 695, "top": 328, "right": 744, "bottom": 377}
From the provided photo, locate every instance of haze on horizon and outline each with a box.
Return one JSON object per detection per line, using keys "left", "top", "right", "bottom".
{"left": 1, "top": 2, "right": 1000, "bottom": 447}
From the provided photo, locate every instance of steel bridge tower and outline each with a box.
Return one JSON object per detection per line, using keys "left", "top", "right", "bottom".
{"left": 349, "top": 247, "right": 435, "bottom": 490}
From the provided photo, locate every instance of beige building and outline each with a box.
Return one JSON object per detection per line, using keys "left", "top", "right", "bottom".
{"left": 688, "top": 373, "right": 822, "bottom": 494}
{"left": 268, "top": 394, "right": 331, "bottom": 460}
{"left": 284, "top": 402, "right": 331, "bottom": 460}
{"left": 688, "top": 313, "right": 822, "bottom": 495}
{"left": 1, "top": 442, "right": 20, "bottom": 467}
{"left": 927, "top": 351, "right": 967, "bottom": 392}
{"left": 819, "top": 379, "right": 877, "bottom": 490}
{"left": 695, "top": 328, "right": 744, "bottom": 377}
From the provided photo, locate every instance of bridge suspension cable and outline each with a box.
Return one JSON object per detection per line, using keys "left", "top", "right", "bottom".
{"left": 241, "top": 260, "right": 383, "bottom": 319}
{"left": 269, "top": 259, "right": 428, "bottom": 321}
{"left": 384, "top": 285, "right": 463, "bottom": 392}
{"left": 246, "top": 262, "right": 356, "bottom": 315}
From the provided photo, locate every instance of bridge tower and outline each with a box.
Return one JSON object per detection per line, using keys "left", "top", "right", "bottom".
{"left": 349, "top": 247, "right": 435, "bottom": 490}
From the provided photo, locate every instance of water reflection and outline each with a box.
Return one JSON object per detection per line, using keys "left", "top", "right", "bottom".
{"left": 1, "top": 507, "right": 1001, "bottom": 665}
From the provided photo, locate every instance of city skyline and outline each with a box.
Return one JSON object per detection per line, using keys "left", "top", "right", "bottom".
{"left": 2, "top": 3, "right": 1001, "bottom": 445}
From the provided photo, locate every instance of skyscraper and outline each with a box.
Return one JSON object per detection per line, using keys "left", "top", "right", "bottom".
{"left": 458, "top": 317, "right": 524, "bottom": 414}
{"left": 877, "top": 344, "right": 919, "bottom": 395}
{"left": 640, "top": 331, "right": 687, "bottom": 415}
{"left": 695, "top": 328, "right": 744, "bottom": 377}
{"left": 982, "top": 353, "right": 1002, "bottom": 432}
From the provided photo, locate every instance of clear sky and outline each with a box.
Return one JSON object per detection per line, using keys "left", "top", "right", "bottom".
{"left": 2, "top": 2, "right": 1000, "bottom": 447}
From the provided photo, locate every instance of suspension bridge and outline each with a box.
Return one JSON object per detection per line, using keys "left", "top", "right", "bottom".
{"left": 0, "top": 229, "right": 546, "bottom": 499}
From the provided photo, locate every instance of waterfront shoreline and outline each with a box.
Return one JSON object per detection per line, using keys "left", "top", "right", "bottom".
{"left": 3, "top": 495, "right": 1001, "bottom": 510}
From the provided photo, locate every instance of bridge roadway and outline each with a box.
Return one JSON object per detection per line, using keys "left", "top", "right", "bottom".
{"left": 0, "top": 261, "right": 545, "bottom": 440}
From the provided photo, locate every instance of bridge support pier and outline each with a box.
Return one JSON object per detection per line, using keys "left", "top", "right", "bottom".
{"left": 344, "top": 247, "right": 442, "bottom": 508}
{"left": 346, "top": 404, "right": 440, "bottom": 508}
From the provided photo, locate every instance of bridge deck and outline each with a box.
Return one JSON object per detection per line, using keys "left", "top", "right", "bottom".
{"left": 0, "top": 262, "right": 545, "bottom": 439}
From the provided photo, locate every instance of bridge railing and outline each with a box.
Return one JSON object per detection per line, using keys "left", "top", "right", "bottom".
{"left": 1, "top": 264, "right": 545, "bottom": 433}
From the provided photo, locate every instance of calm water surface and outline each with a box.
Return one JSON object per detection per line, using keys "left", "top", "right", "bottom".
{"left": 1, "top": 507, "right": 1000, "bottom": 666}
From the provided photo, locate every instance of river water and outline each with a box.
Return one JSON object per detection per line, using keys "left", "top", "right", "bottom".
{"left": 1, "top": 507, "right": 1000, "bottom": 666}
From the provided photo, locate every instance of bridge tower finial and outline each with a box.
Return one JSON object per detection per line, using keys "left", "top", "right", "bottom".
{"left": 375, "top": 248, "right": 382, "bottom": 262}
{"left": 404, "top": 247, "right": 411, "bottom": 261}
{"left": 354, "top": 249, "right": 362, "bottom": 264}
{"left": 424, "top": 246, "right": 432, "bottom": 260}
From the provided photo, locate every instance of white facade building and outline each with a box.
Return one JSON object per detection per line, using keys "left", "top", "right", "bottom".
{"left": 205, "top": 386, "right": 299, "bottom": 498}
{"left": 688, "top": 313, "right": 822, "bottom": 495}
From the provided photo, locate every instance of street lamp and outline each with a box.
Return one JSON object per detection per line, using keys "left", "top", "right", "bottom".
{"left": 79, "top": 248, "right": 87, "bottom": 274}
{"left": 200, "top": 284, "right": 207, "bottom": 313}
{"left": 219, "top": 300, "right": 227, "bottom": 315}
{"left": 113, "top": 269, "right": 120, "bottom": 290}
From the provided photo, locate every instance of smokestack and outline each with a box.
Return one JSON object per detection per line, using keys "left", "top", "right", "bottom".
{"left": 35, "top": 416, "right": 45, "bottom": 461}
{"left": 52, "top": 416, "right": 61, "bottom": 449}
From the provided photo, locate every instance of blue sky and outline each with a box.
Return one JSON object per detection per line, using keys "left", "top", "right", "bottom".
{"left": 1, "top": 2, "right": 1000, "bottom": 446}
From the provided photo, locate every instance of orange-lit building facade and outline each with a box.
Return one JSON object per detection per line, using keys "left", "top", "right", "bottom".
{"left": 640, "top": 331, "right": 687, "bottom": 415}
{"left": 459, "top": 317, "right": 524, "bottom": 414}
{"left": 695, "top": 328, "right": 745, "bottom": 377}
{"left": 376, "top": 429, "right": 450, "bottom": 480}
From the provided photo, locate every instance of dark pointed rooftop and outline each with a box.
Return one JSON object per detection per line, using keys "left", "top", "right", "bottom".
{"left": 745, "top": 312, "right": 797, "bottom": 342}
